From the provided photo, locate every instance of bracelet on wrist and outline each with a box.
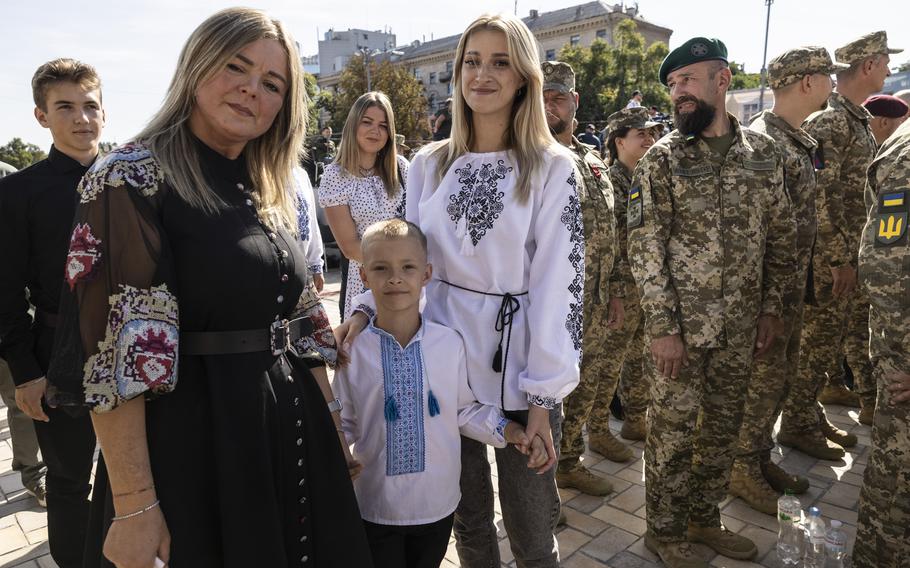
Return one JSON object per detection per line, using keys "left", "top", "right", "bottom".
{"left": 111, "top": 499, "right": 160, "bottom": 522}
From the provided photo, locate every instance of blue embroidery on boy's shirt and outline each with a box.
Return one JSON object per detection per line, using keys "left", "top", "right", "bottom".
{"left": 379, "top": 333, "right": 426, "bottom": 476}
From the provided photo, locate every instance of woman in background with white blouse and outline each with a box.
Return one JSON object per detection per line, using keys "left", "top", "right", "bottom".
{"left": 318, "top": 91, "right": 408, "bottom": 320}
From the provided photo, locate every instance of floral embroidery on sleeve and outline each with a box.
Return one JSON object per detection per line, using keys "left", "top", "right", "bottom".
{"left": 65, "top": 223, "right": 102, "bottom": 290}
{"left": 79, "top": 144, "right": 164, "bottom": 204}
{"left": 561, "top": 171, "right": 584, "bottom": 353}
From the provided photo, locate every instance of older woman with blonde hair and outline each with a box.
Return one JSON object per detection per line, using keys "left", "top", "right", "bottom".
{"left": 318, "top": 91, "right": 407, "bottom": 320}
{"left": 338, "top": 12, "right": 581, "bottom": 567}
{"left": 48, "top": 8, "right": 372, "bottom": 567}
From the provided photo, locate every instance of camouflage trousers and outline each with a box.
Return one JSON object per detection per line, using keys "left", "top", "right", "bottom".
{"left": 736, "top": 284, "right": 806, "bottom": 463}
{"left": 559, "top": 292, "right": 641, "bottom": 468}
{"left": 853, "top": 360, "right": 910, "bottom": 568}
{"left": 645, "top": 345, "right": 752, "bottom": 541}
{"left": 781, "top": 286, "right": 873, "bottom": 434}
{"left": 617, "top": 315, "right": 648, "bottom": 423}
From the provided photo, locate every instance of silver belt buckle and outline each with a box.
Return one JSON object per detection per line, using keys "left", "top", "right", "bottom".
{"left": 270, "top": 319, "right": 291, "bottom": 356}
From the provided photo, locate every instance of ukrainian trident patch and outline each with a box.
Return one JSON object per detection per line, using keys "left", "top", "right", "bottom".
{"left": 875, "top": 191, "right": 908, "bottom": 247}
{"left": 628, "top": 187, "right": 643, "bottom": 229}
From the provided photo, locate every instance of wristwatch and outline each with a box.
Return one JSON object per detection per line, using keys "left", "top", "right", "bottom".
{"left": 327, "top": 398, "right": 343, "bottom": 413}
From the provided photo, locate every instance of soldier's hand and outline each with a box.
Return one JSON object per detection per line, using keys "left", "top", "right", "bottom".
{"left": 754, "top": 315, "right": 783, "bottom": 359}
{"left": 886, "top": 371, "right": 910, "bottom": 404}
{"left": 606, "top": 298, "right": 625, "bottom": 329}
{"left": 651, "top": 335, "right": 688, "bottom": 379}
{"left": 830, "top": 265, "right": 857, "bottom": 298}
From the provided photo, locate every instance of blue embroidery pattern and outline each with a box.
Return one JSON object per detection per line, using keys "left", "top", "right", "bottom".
{"left": 296, "top": 187, "right": 310, "bottom": 243}
{"left": 562, "top": 172, "right": 584, "bottom": 352}
{"left": 380, "top": 335, "right": 426, "bottom": 476}
{"left": 447, "top": 160, "right": 512, "bottom": 246}
{"left": 78, "top": 143, "right": 164, "bottom": 204}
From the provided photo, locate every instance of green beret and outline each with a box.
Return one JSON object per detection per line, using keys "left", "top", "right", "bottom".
{"left": 659, "top": 37, "right": 728, "bottom": 86}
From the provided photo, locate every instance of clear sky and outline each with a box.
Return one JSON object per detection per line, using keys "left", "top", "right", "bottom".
{"left": 1, "top": 0, "right": 907, "bottom": 149}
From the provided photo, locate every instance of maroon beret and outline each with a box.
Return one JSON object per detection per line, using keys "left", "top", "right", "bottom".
{"left": 863, "top": 94, "right": 909, "bottom": 118}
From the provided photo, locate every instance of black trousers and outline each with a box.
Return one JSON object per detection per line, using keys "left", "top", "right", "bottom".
{"left": 363, "top": 513, "right": 454, "bottom": 568}
{"left": 33, "top": 321, "right": 96, "bottom": 568}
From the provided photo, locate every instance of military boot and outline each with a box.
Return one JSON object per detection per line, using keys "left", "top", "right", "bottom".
{"left": 620, "top": 417, "right": 646, "bottom": 441}
{"left": 777, "top": 430, "right": 845, "bottom": 460}
{"left": 762, "top": 460, "right": 809, "bottom": 494}
{"left": 820, "top": 419, "right": 857, "bottom": 448}
{"left": 644, "top": 533, "right": 709, "bottom": 568}
{"left": 818, "top": 383, "right": 861, "bottom": 407}
{"left": 729, "top": 462, "right": 778, "bottom": 515}
{"left": 556, "top": 464, "right": 613, "bottom": 496}
{"left": 687, "top": 524, "right": 758, "bottom": 560}
{"left": 858, "top": 402, "right": 875, "bottom": 426}
{"left": 588, "top": 431, "right": 634, "bottom": 462}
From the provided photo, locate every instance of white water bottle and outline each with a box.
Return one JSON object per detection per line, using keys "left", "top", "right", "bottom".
{"left": 776, "top": 490, "right": 802, "bottom": 565}
{"left": 803, "top": 506, "right": 826, "bottom": 568}
{"left": 825, "top": 519, "right": 847, "bottom": 567}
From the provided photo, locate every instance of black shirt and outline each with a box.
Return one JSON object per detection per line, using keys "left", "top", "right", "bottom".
{"left": 0, "top": 145, "right": 91, "bottom": 385}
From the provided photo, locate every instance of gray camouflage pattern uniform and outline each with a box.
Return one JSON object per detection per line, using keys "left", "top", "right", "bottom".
{"left": 628, "top": 115, "right": 797, "bottom": 541}
{"left": 854, "top": 117, "right": 910, "bottom": 568}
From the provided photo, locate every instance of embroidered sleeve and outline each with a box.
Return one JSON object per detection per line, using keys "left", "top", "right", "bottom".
{"left": 47, "top": 144, "right": 178, "bottom": 413}
{"left": 294, "top": 168, "right": 324, "bottom": 274}
{"left": 289, "top": 279, "right": 338, "bottom": 366}
{"left": 316, "top": 164, "right": 349, "bottom": 208}
{"left": 519, "top": 152, "right": 583, "bottom": 407}
{"left": 453, "top": 333, "right": 508, "bottom": 448}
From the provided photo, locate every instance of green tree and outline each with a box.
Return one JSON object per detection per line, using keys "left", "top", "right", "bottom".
{"left": 898, "top": 61, "right": 910, "bottom": 73}
{"left": 0, "top": 138, "right": 46, "bottom": 169}
{"left": 303, "top": 71, "right": 321, "bottom": 135}
{"left": 559, "top": 19, "right": 670, "bottom": 127}
{"left": 729, "top": 61, "right": 762, "bottom": 90}
{"left": 331, "top": 56, "right": 429, "bottom": 140}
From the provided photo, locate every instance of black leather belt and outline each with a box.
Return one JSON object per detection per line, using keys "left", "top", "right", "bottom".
{"left": 180, "top": 317, "right": 314, "bottom": 356}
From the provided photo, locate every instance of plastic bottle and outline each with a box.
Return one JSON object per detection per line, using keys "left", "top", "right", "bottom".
{"left": 825, "top": 519, "right": 847, "bottom": 567}
{"left": 803, "top": 506, "right": 826, "bottom": 568}
{"left": 776, "top": 489, "right": 803, "bottom": 565}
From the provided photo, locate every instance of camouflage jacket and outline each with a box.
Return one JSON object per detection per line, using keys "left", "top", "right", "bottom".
{"left": 607, "top": 162, "right": 639, "bottom": 299}
{"left": 571, "top": 137, "right": 621, "bottom": 304}
{"left": 804, "top": 92, "right": 876, "bottom": 269}
{"left": 628, "top": 114, "right": 797, "bottom": 349}
{"left": 750, "top": 110, "right": 818, "bottom": 296}
{"left": 859, "top": 118, "right": 910, "bottom": 373}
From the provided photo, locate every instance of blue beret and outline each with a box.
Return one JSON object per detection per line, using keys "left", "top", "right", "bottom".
{"left": 659, "top": 37, "right": 728, "bottom": 86}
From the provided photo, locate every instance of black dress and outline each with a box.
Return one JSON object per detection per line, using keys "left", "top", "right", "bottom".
{"left": 48, "top": 139, "right": 373, "bottom": 567}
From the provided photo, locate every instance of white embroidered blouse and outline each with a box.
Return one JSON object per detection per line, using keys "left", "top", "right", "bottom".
{"left": 354, "top": 145, "right": 583, "bottom": 411}
{"left": 334, "top": 318, "right": 507, "bottom": 525}
{"left": 293, "top": 168, "right": 324, "bottom": 275}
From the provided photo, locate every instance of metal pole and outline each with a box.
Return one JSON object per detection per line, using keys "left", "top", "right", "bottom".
{"left": 758, "top": 0, "right": 774, "bottom": 114}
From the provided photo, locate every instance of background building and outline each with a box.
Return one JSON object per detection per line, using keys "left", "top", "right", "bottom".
{"left": 726, "top": 87, "right": 773, "bottom": 125}
{"left": 318, "top": 28, "right": 397, "bottom": 75}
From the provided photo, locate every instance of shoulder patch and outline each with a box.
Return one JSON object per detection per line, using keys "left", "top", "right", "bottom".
{"left": 813, "top": 143, "right": 826, "bottom": 170}
{"left": 79, "top": 144, "right": 164, "bottom": 204}
{"left": 627, "top": 186, "right": 643, "bottom": 229}
{"left": 875, "top": 191, "right": 908, "bottom": 248}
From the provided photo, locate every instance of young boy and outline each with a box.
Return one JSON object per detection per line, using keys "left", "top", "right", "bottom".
{"left": 0, "top": 58, "right": 104, "bottom": 568}
{"left": 333, "top": 219, "right": 546, "bottom": 568}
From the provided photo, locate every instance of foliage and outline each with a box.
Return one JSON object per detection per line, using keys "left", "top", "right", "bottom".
{"left": 729, "top": 61, "right": 762, "bottom": 90}
{"left": 303, "top": 71, "right": 321, "bottom": 136}
{"left": 0, "top": 138, "right": 47, "bottom": 170}
{"left": 558, "top": 19, "right": 670, "bottom": 126}
{"left": 331, "top": 56, "right": 429, "bottom": 140}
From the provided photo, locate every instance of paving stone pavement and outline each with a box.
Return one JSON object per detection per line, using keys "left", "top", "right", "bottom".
{"left": 0, "top": 269, "right": 867, "bottom": 567}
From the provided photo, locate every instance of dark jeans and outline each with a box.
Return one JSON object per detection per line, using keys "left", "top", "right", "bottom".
{"left": 363, "top": 514, "right": 454, "bottom": 568}
{"left": 454, "top": 407, "right": 562, "bottom": 568}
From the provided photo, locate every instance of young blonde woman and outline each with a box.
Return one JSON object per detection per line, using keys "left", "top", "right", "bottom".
{"left": 337, "top": 13, "right": 581, "bottom": 567}
{"left": 47, "top": 8, "right": 372, "bottom": 567}
{"left": 318, "top": 91, "right": 407, "bottom": 320}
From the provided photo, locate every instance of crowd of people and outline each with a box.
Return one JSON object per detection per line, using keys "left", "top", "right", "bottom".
{"left": 0, "top": 6, "right": 908, "bottom": 568}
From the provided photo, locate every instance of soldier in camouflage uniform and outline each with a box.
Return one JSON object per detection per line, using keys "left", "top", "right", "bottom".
{"left": 731, "top": 47, "right": 845, "bottom": 515}
{"left": 853, "top": 117, "right": 910, "bottom": 568}
{"left": 780, "top": 32, "right": 902, "bottom": 454}
{"left": 541, "top": 61, "right": 628, "bottom": 497}
{"left": 629, "top": 38, "right": 797, "bottom": 568}
{"left": 603, "top": 107, "right": 661, "bottom": 442}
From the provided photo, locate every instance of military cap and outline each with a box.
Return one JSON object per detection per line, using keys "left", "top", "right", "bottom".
{"left": 606, "top": 107, "right": 660, "bottom": 134}
{"left": 659, "top": 37, "right": 728, "bottom": 86}
{"left": 767, "top": 46, "right": 848, "bottom": 89}
{"left": 835, "top": 31, "right": 902, "bottom": 65}
{"left": 541, "top": 61, "right": 575, "bottom": 93}
{"left": 863, "top": 94, "right": 909, "bottom": 118}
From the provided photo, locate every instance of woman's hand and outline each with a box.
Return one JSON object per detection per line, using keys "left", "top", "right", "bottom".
{"left": 103, "top": 497, "right": 170, "bottom": 568}
{"left": 333, "top": 311, "right": 369, "bottom": 365}
{"left": 524, "top": 405, "right": 557, "bottom": 473}
{"left": 337, "top": 431, "right": 363, "bottom": 480}
{"left": 313, "top": 273, "right": 325, "bottom": 294}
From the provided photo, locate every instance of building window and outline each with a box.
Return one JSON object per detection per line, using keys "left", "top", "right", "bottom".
{"left": 446, "top": 60, "right": 453, "bottom": 72}
{"left": 363, "top": 33, "right": 368, "bottom": 40}
{"left": 546, "top": 49, "right": 556, "bottom": 61}
{"left": 429, "top": 72, "right": 437, "bottom": 84}
{"left": 570, "top": 35, "right": 581, "bottom": 47}
{"left": 596, "top": 29, "right": 607, "bottom": 39}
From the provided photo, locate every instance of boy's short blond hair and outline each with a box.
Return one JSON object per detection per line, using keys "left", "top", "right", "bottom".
{"left": 31, "top": 58, "right": 102, "bottom": 111}
{"left": 361, "top": 219, "right": 427, "bottom": 257}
